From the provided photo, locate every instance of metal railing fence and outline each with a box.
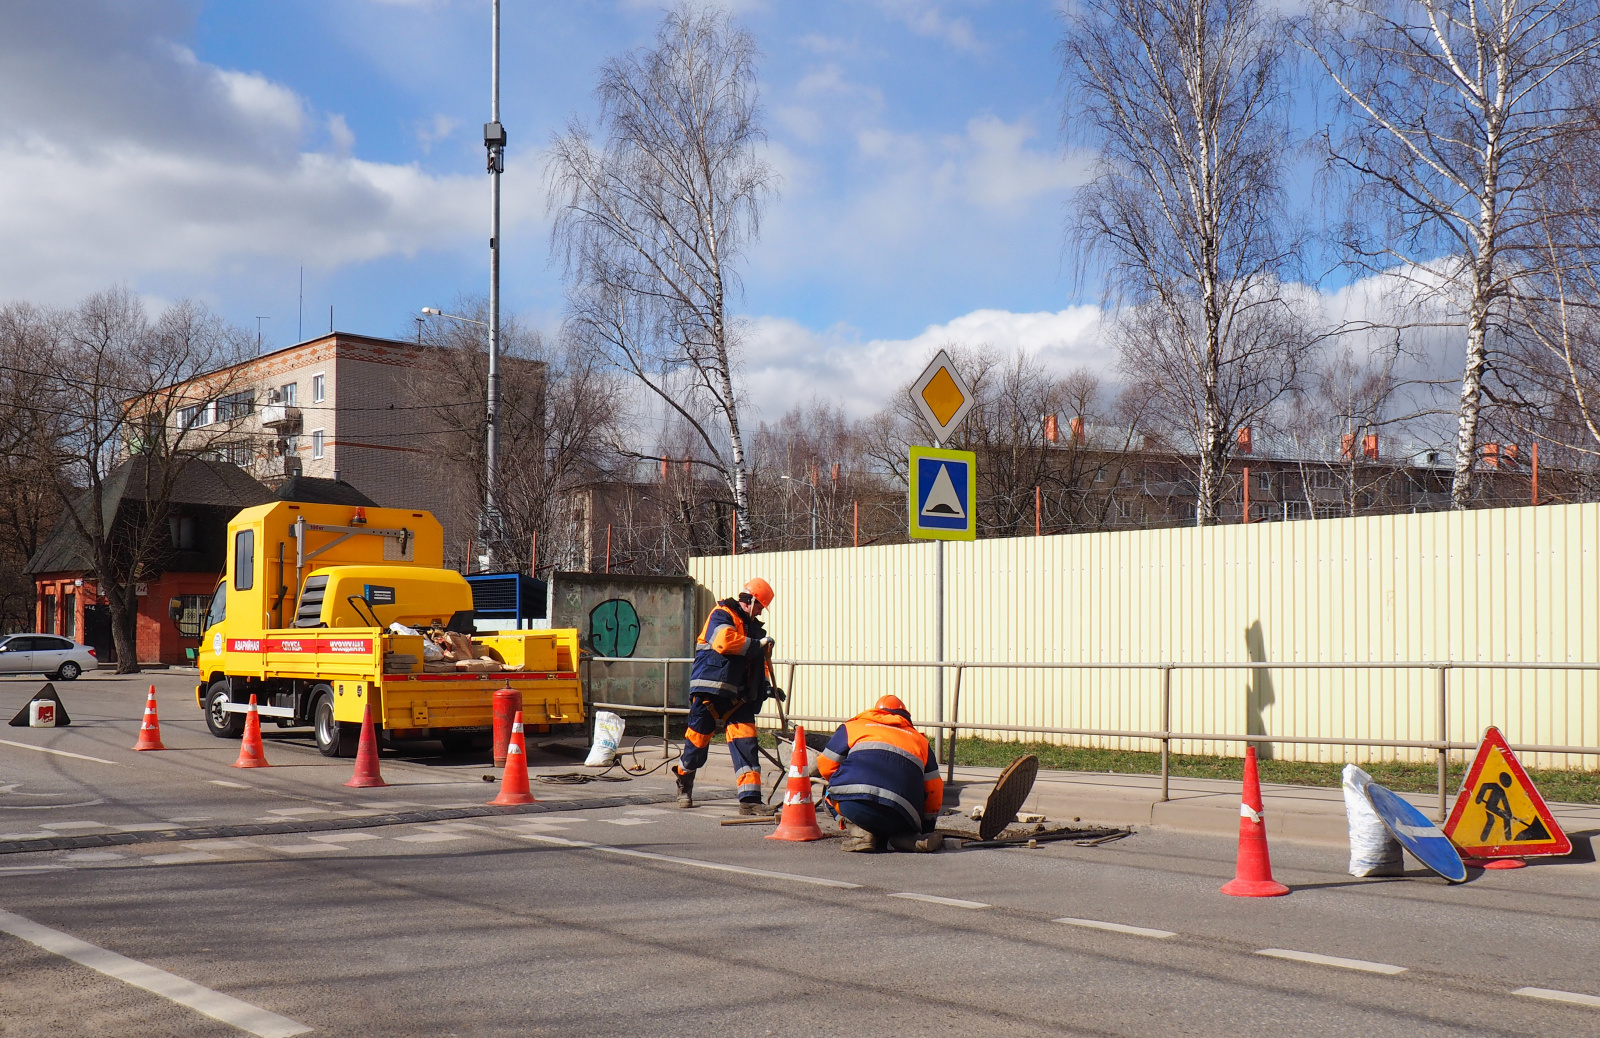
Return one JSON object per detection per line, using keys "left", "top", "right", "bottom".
{"left": 581, "top": 656, "right": 1600, "bottom": 822}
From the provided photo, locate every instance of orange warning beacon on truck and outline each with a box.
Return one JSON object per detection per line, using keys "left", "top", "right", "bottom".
{"left": 193, "top": 501, "right": 583, "bottom": 756}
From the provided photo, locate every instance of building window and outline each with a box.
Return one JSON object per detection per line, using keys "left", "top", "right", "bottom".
{"left": 42, "top": 593, "right": 55, "bottom": 633}
{"left": 1256, "top": 472, "right": 1271, "bottom": 492}
{"left": 179, "top": 403, "right": 212, "bottom": 429}
{"left": 1307, "top": 469, "right": 1336, "bottom": 490}
{"left": 311, "top": 373, "right": 326, "bottom": 403}
{"left": 234, "top": 529, "right": 255, "bottom": 591}
{"left": 168, "top": 514, "right": 197, "bottom": 551}
{"left": 281, "top": 382, "right": 298, "bottom": 406}
{"left": 1284, "top": 500, "right": 1308, "bottom": 521}
{"left": 216, "top": 390, "right": 254, "bottom": 421}
{"left": 62, "top": 593, "right": 75, "bottom": 640}
{"left": 311, "top": 429, "right": 325, "bottom": 459}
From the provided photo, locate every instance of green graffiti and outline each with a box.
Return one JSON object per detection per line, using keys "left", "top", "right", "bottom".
{"left": 589, "top": 599, "right": 640, "bottom": 658}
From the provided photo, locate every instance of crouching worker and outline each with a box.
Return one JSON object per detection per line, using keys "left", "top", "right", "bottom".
{"left": 674, "top": 578, "right": 785, "bottom": 815}
{"left": 818, "top": 695, "right": 944, "bottom": 853}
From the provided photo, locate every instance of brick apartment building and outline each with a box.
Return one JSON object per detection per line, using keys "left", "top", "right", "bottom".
{"left": 167, "top": 331, "right": 488, "bottom": 556}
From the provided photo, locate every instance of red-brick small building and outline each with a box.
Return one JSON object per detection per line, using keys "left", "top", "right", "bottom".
{"left": 25, "top": 459, "right": 273, "bottom": 666}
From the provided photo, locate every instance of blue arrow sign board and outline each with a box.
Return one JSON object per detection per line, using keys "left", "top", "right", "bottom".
{"left": 909, "top": 445, "right": 977, "bottom": 541}
{"left": 1366, "top": 781, "right": 1467, "bottom": 883}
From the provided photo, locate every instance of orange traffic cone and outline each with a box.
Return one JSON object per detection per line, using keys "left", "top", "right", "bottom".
{"left": 343, "top": 705, "right": 387, "bottom": 788}
{"left": 768, "top": 725, "right": 824, "bottom": 842}
{"left": 231, "top": 694, "right": 270, "bottom": 769}
{"left": 487, "top": 710, "right": 536, "bottom": 805}
{"left": 132, "top": 685, "right": 166, "bottom": 751}
{"left": 1221, "top": 745, "right": 1289, "bottom": 897}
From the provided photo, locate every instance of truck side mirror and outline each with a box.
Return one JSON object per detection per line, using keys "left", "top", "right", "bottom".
{"left": 168, "top": 597, "right": 184, "bottom": 623}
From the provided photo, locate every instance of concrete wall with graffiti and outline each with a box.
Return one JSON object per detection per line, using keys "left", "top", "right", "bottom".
{"left": 548, "top": 572, "right": 698, "bottom": 711}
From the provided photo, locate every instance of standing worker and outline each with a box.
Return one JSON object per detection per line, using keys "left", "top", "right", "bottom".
{"left": 816, "top": 695, "right": 945, "bottom": 852}
{"left": 674, "top": 577, "right": 785, "bottom": 814}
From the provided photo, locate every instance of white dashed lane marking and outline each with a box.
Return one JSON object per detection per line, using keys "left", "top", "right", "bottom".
{"left": 513, "top": 832, "right": 862, "bottom": 889}
{"left": 208, "top": 780, "right": 251, "bottom": 789}
{"left": 1054, "top": 917, "right": 1175, "bottom": 939}
{"left": 0, "top": 908, "right": 311, "bottom": 1037}
{"left": 1256, "top": 948, "right": 1407, "bottom": 975}
{"left": 888, "top": 892, "right": 990, "bottom": 910}
{"left": 1514, "top": 987, "right": 1600, "bottom": 1009}
{"left": 0, "top": 739, "right": 121, "bottom": 765}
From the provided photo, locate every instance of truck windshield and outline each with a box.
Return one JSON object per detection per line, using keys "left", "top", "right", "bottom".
{"left": 205, "top": 583, "right": 226, "bottom": 632}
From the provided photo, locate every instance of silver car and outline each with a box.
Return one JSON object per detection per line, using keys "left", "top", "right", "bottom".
{"left": 0, "top": 634, "right": 99, "bottom": 680}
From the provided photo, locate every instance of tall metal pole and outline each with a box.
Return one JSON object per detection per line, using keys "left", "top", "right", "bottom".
{"left": 483, "top": 0, "right": 505, "bottom": 568}
{"left": 933, "top": 436, "right": 945, "bottom": 763}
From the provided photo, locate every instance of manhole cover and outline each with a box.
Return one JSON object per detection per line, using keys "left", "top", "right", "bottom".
{"left": 979, "top": 754, "right": 1039, "bottom": 841}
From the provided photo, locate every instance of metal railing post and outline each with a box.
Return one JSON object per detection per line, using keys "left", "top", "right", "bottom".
{"left": 1435, "top": 664, "right": 1448, "bottom": 821}
{"left": 1160, "top": 664, "right": 1173, "bottom": 803}
{"left": 663, "top": 659, "right": 671, "bottom": 760}
{"left": 946, "top": 664, "right": 964, "bottom": 784}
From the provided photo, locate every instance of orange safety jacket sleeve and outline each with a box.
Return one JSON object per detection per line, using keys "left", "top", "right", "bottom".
{"left": 701, "top": 607, "right": 748, "bottom": 656}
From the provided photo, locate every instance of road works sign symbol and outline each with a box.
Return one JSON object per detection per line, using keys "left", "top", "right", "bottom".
{"left": 909, "top": 445, "right": 976, "bottom": 541}
{"left": 1443, "top": 726, "right": 1571, "bottom": 859}
{"left": 910, "top": 349, "right": 974, "bottom": 444}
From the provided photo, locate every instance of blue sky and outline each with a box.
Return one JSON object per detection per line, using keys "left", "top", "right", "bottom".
{"left": 4, "top": 1, "right": 1404, "bottom": 423}
{"left": 0, "top": 1, "right": 1109, "bottom": 419}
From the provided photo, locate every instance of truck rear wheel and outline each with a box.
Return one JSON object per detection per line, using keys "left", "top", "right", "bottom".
{"left": 313, "top": 689, "right": 359, "bottom": 758}
{"left": 205, "top": 682, "right": 245, "bottom": 739}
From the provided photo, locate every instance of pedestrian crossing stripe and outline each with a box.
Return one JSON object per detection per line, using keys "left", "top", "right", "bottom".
{"left": 1443, "top": 727, "right": 1571, "bottom": 859}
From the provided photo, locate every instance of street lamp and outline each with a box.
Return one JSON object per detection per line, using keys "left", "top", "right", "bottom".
{"left": 421, "top": 308, "right": 485, "bottom": 328}
{"left": 780, "top": 475, "right": 818, "bottom": 551}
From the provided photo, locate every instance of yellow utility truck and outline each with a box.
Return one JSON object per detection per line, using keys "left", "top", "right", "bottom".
{"left": 193, "top": 500, "right": 583, "bottom": 756}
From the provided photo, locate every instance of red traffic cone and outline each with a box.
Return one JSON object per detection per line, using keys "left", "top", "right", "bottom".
{"left": 1221, "top": 745, "right": 1289, "bottom": 897}
{"left": 343, "top": 704, "right": 387, "bottom": 788}
{"left": 487, "top": 710, "right": 536, "bottom": 805}
{"left": 132, "top": 685, "right": 166, "bottom": 751}
{"left": 768, "top": 725, "right": 825, "bottom": 842}
{"left": 231, "top": 694, "right": 270, "bottom": 769}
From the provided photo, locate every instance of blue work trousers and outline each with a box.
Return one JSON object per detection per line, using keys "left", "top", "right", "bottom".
{"left": 679, "top": 695, "right": 764, "bottom": 803}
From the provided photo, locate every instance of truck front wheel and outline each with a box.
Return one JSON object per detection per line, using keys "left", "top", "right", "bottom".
{"left": 205, "top": 682, "right": 245, "bottom": 739}
{"left": 313, "top": 690, "right": 358, "bottom": 758}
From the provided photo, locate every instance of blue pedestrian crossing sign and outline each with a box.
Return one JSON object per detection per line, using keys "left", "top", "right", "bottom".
{"left": 909, "top": 445, "right": 977, "bottom": 541}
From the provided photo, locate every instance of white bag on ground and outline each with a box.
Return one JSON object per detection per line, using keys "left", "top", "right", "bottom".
{"left": 585, "top": 710, "right": 625, "bottom": 767}
{"left": 1343, "top": 764, "right": 1404, "bottom": 877}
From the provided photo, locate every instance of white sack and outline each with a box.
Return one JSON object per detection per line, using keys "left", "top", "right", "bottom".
{"left": 1343, "top": 764, "right": 1404, "bottom": 877}
{"left": 585, "top": 710, "right": 625, "bottom": 767}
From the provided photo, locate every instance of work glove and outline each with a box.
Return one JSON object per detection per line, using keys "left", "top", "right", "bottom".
{"left": 766, "top": 686, "right": 787, "bottom": 704}
{"left": 760, "top": 636, "right": 775, "bottom": 651}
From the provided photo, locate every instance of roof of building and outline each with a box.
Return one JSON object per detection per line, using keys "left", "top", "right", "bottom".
{"left": 273, "top": 474, "right": 379, "bottom": 507}
{"left": 25, "top": 457, "right": 273, "bottom": 575}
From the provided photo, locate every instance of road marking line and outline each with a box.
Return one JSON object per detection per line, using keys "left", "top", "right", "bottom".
{"left": 0, "top": 865, "right": 70, "bottom": 874}
{"left": 0, "top": 908, "right": 311, "bottom": 1037}
{"left": 209, "top": 780, "right": 252, "bottom": 789}
{"left": 40, "top": 821, "right": 108, "bottom": 831}
{"left": 1514, "top": 987, "right": 1600, "bottom": 1008}
{"left": 143, "top": 852, "right": 219, "bottom": 865}
{"left": 394, "top": 832, "right": 467, "bottom": 844}
{"left": 1256, "top": 949, "right": 1407, "bottom": 975}
{"left": 0, "top": 739, "right": 121, "bottom": 765}
{"left": 307, "top": 832, "right": 380, "bottom": 843}
{"left": 273, "top": 843, "right": 346, "bottom": 854}
{"left": 1054, "top": 917, "right": 1176, "bottom": 939}
{"left": 515, "top": 833, "right": 862, "bottom": 889}
{"left": 888, "top": 892, "right": 990, "bottom": 910}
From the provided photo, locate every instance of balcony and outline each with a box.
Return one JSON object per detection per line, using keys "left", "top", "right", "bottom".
{"left": 260, "top": 454, "right": 302, "bottom": 480}
{"left": 259, "top": 402, "right": 302, "bottom": 431}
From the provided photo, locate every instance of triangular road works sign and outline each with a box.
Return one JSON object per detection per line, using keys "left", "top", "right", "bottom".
{"left": 922, "top": 464, "right": 965, "bottom": 518}
{"left": 1443, "top": 727, "right": 1571, "bottom": 859}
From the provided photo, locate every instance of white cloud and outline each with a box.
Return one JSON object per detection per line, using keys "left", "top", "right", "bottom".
{"left": 874, "top": 0, "right": 982, "bottom": 53}
{"left": 414, "top": 113, "right": 460, "bottom": 154}
{"left": 0, "top": 2, "right": 501, "bottom": 304}
{"left": 739, "top": 306, "right": 1106, "bottom": 421}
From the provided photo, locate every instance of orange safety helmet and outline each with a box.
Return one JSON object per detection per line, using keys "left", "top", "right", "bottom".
{"left": 742, "top": 577, "right": 775, "bottom": 609}
{"left": 874, "top": 694, "right": 909, "bottom": 715}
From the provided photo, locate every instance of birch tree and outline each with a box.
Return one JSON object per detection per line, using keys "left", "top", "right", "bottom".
{"left": 1062, "top": 0, "right": 1308, "bottom": 525}
{"left": 1304, "top": 0, "right": 1600, "bottom": 509}
{"left": 549, "top": 5, "right": 775, "bottom": 550}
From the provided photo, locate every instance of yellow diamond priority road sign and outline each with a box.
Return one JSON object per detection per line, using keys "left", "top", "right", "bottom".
{"left": 911, "top": 349, "right": 974, "bottom": 444}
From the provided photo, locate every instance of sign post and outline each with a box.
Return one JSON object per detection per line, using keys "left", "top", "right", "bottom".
{"left": 908, "top": 351, "right": 976, "bottom": 762}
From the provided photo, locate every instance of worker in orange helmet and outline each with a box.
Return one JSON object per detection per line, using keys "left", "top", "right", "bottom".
{"left": 817, "top": 694, "right": 945, "bottom": 852}
{"left": 675, "top": 577, "right": 785, "bottom": 814}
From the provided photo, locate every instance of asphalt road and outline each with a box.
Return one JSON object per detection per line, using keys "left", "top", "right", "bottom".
{"left": 1, "top": 673, "right": 1598, "bottom": 1037}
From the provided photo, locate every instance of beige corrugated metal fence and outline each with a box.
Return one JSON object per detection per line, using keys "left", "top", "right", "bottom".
{"left": 688, "top": 502, "right": 1600, "bottom": 768}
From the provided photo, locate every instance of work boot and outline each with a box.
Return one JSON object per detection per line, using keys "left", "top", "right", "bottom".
{"left": 674, "top": 766, "right": 695, "bottom": 808}
{"left": 738, "top": 799, "right": 779, "bottom": 817}
{"left": 888, "top": 832, "right": 945, "bottom": 853}
{"left": 840, "top": 822, "right": 882, "bottom": 853}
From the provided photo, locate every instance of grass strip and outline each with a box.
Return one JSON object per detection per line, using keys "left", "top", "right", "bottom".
{"left": 949, "top": 736, "right": 1600, "bottom": 805}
